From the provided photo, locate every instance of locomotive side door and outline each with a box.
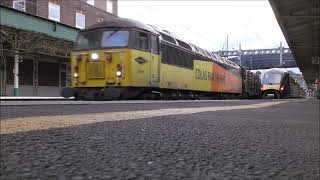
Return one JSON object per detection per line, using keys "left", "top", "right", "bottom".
{"left": 149, "top": 35, "right": 160, "bottom": 87}
{"left": 132, "top": 30, "right": 152, "bottom": 86}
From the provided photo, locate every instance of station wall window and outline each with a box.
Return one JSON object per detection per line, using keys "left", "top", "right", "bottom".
{"left": 48, "top": 2, "right": 60, "bottom": 22}
{"left": 19, "top": 60, "right": 33, "bottom": 85}
{"left": 106, "top": 0, "right": 113, "bottom": 14}
{"left": 13, "top": 0, "right": 26, "bottom": 12}
{"left": 59, "top": 64, "right": 67, "bottom": 87}
{"left": 87, "top": 0, "right": 94, "bottom": 6}
{"left": 38, "top": 62, "right": 59, "bottom": 86}
{"left": 76, "top": 12, "right": 86, "bottom": 29}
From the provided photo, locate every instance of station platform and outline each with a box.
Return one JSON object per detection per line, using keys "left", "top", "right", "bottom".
{"left": 0, "top": 96, "right": 74, "bottom": 101}
{"left": 1, "top": 98, "right": 319, "bottom": 179}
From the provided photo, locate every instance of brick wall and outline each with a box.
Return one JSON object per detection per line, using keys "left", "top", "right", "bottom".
{"left": 1, "top": 0, "right": 37, "bottom": 14}
{"left": 78, "top": 0, "right": 118, "bottom": 16}
{"left": 1, "top": 0, "right": 118, "bottom": 28}
{"left": 0, "top": 0, "right": 11, "bottom": 7}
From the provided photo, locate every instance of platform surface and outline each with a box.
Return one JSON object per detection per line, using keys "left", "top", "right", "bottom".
{"left": 1, "top": 99, "right": 319, "bottom": 179}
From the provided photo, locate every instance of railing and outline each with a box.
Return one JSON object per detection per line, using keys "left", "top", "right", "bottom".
{"left": 215, "top": 48, "right": 292, "bottom": 57}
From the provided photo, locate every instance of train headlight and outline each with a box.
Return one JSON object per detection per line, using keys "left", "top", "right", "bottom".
{"left": 73, "top": 73, "right": 79, "bottom": 78}
{"left": 91, "top": 53, "right": 99, "bottom": 60}
{"left": 116, "top": 70, "right": 122, "bottom": 77}
{"left": 280, "top": 86, "right": 284, "bottom": 91}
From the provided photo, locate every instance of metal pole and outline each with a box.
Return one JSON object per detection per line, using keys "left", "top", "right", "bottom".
{"left": 226, "top": 34, "right": 229, "bottom": 59}
{"left": 66, "top": 63, "right": 70, "bottom": 86}
{"left": 13, "top": 50, "right": 19, "bottom": 96}
{"left": 317, "top": 63, "right": 320, "bottom": 93}
{"left": 0, "top": 43, "right": 4, "bottom": 96}
{"left": 279, "top": 41, "right": 283, "bottom": 66}
{"left": 59, "top": 62, "right": 62, "bottom": 88}
{"left": 239, "top": 43, "right": 242, "bottom": 65}
{"left": 33, "top": 59, "right": 38, "bottom": 96}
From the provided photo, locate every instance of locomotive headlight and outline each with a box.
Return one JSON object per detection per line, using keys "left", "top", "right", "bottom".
{"left": 91, "top": 53, "right": 99, "bottom": 60}
{"left": 116, "top": 70, "right": 122, "bottom": 77}
{"left": 73, "top": 73, "right": 79, "bottom": 78}
{"left": 280, "top": 86, "right": 284, "bottom": 91}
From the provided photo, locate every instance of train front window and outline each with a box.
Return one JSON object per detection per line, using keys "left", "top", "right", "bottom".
{"left": 75, "top": 30, "right": 101, "bottom": 50}
{"left": 74, "top": 29, "right": 130, "bottom": 50}
{"left": 101, "top": 30, "right": 129, "bottom": 47}
{"left": 261, "top": 73, "right": 283, "bottom": 84}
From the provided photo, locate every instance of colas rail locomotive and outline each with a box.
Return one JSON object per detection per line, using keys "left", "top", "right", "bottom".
{"left": 61, "top": 17, "right": 261, "bottom": 100}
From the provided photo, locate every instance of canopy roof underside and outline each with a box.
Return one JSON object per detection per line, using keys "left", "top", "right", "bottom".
{"left": 269, "top": 0, "right": 320, "bottom": 85}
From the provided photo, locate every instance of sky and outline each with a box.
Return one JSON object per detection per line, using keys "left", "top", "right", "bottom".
{"left": 118, "top": 0, "right": 288, "bottom": 52}
{"left": 117, "top": 0, "right": 302, "bottom": 74}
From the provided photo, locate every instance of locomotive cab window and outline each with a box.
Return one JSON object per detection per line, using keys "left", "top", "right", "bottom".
{"left": 74, "top": 28, "right": 131, "bottom": 50}
{"left": 101, "top": 30, "right": 129, "bottom": 48}
{"left": 261, "top": 72, "right": 283, "bottom": 85}
{"left": 151, "top": 35, "right": 159, "bottom": 54}
{"left": 75, "top": 30, "right": 101, "bottom": 50}
{"left": 136, "top": 32, "right": 149, "bottom": 51}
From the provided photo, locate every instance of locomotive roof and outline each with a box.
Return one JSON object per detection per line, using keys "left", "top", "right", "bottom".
{"left": 84, "top": 17, "right": 240, "bottom": 69}
{"left": 264, "top": 68, "right": 288, "bottom": 74}
{"left": 85, "top": 16, "right": 159, "bottom": 35}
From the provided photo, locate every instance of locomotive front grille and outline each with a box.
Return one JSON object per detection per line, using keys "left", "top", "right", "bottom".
{"left": 87, "top": 62, "right": 105, "bottom": 79}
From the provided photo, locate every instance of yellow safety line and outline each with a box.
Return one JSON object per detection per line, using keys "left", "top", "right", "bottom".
{"left": 0, "top": 101, "right": 289, "bottom": 135}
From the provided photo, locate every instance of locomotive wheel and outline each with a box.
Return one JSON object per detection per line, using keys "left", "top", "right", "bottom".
{"left": 74, "top": 89, "right": 97, "bottom": 101}
{"left": 85, "top": 91, "right": 97, "bottom": 101}
{"left": 187, "top": 92, "right": 195, "bottom": 100}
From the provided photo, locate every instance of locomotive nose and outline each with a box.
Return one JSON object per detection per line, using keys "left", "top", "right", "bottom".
{"left": 104, "top": 51, "right": 125, "bottom": 85}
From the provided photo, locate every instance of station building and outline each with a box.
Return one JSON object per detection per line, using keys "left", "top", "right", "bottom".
{"left": 0, "top": 0, "right": 118, "bottom": 96}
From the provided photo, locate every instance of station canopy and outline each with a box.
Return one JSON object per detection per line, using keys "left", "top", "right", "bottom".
{"left": 269, "top": 0, "right": 320, "bottom": 85}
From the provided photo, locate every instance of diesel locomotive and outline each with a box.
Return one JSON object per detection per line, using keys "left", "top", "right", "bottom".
{"left": 61, "top": 17, "right": 261, "bottom": 100}
{"left": 260, "top": 68, "right": 305, "bottom": 99}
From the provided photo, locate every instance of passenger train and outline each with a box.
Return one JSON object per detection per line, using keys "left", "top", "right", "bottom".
{"left": 61, "top": 17, "right": 261, "bottom": 100}
{"left": 260, "top": 68, "right": 305, "bottom": 99}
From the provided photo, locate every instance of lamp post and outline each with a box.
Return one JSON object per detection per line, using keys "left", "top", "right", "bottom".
{"left": 13, "top": 50, "right": 19, "bottom": 96}
{"left": 279, "top": 41, "right": 283, "bottom": 66}
{"left": 239, "top": 44, "right": 242, "bottom": 66}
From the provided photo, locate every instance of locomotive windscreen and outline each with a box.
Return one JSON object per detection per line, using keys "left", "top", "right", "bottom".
{"left": 261, "top": 71, "right": 283, "bottom": 85}
{"left": 74, "top": 28, "right": 130, "bottom": 50}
